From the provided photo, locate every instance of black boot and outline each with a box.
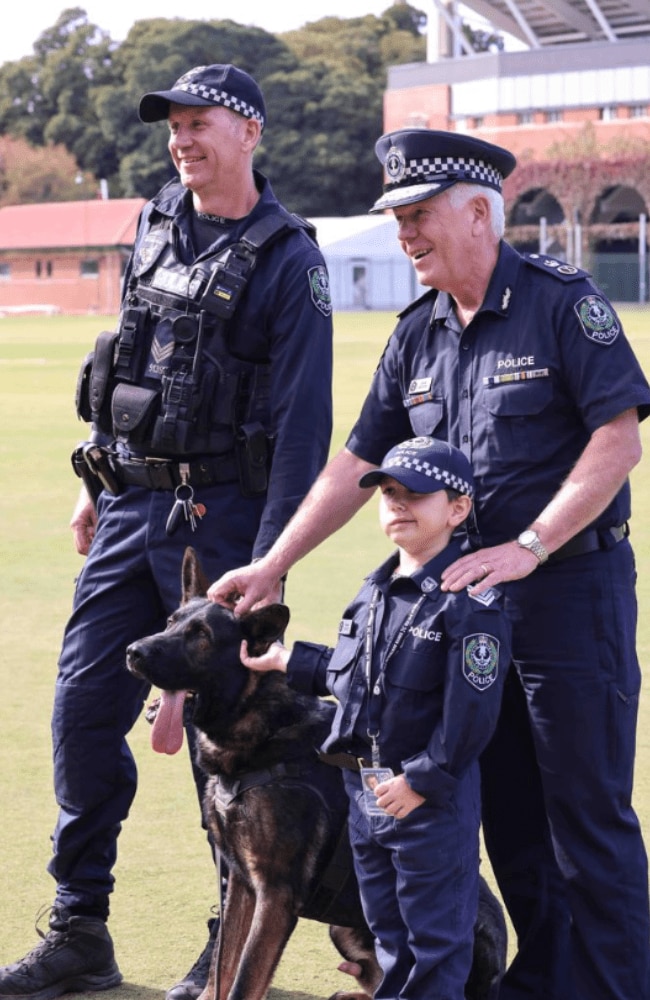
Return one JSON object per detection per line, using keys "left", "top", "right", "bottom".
{"left": 165, "top": 917, "right": 220, "bottom": 1000}
{"left": 0, "top": 907, "right": 122, "bottom": 1000}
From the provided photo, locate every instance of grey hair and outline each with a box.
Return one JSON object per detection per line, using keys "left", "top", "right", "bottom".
{"left": 445, "top": 183, "right": 505, "bottom": 238}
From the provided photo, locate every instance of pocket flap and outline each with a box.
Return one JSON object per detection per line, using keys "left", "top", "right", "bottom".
{"left": 111, "top": 383, "right": 160, "bottom": 433}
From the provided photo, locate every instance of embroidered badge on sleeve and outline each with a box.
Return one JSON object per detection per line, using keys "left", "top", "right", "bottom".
{"left": 462, "top": 633, "right": 500, "bottom": 691}
{"left": 308, "top": 265, "right": 332, "bottom": 317}
{"left": 575, "top": 295, "right": 620, "bottom": 346}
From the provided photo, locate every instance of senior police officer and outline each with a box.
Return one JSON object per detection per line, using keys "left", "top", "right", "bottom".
{"left": 0, "top": 64, "right": 333, "bottom": 1000}
{"left": 210, "top": 128, "right": 650, "bottom": 1000}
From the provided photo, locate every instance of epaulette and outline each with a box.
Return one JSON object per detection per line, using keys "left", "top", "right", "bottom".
{"left": 522, "top": 253, "right": 590, "bottom": 282}
{"left": 397, "top": 287, "right": 438, "bottom": 320}
{"left": 289, "top": 212, "right": 318, "bottom": 242}
{"left": 467, "top": 585, "right": 501, "bottom": 607}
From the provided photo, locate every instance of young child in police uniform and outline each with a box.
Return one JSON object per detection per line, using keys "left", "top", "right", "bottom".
{"left": 241, "top": 436, "right": 511, "bottom": 999}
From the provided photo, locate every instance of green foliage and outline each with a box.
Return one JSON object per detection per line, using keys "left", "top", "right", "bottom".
{"left": 0, "top": 5, "right": 426, "bottom": 214}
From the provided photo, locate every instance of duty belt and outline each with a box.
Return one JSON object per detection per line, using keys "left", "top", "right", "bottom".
{"left": 318, "top": 752, "right": 373, "bottom": 772}
{"left": 318, "top": 751, "right": 403, "bottom": 775}
{"left": 548, "top": 522, "right": 629, "bottom": 563}
{"left": 112, "top": 453, "right": 238, "bottom": 491}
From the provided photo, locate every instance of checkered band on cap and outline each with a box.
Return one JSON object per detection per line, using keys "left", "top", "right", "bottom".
{"left": 383, "top": 454, "right": 475, "bottom": 498}
{"left": 387, "top": 152, "right": 503, "bottom": 192}
{"left": 174, "top": 75, "right": 265, "bottom": 127}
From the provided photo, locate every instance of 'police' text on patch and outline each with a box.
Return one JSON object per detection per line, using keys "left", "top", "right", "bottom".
{"left": 462, "top": 633, "right": 499, "bottom": 691}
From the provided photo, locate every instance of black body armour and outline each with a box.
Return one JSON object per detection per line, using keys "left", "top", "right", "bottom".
{"left": 77, "top": 211, "right": 309, "bottom": 473}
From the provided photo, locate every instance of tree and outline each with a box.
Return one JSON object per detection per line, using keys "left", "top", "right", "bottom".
{"left": 0, "top": 135, "right": 95, "bottom": 206}
{"left": 0, "top": 8, "right": 116, "bottom": 177}
{"left": 0, "top": 5, "right": 429, "bottom": 214}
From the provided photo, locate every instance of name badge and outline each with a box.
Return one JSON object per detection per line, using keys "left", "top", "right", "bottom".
{"left": 408, "top": 377, "right": 432, "bottom": 394}
{"left": 338, "top": 619, "right": 356, "bottom": 636}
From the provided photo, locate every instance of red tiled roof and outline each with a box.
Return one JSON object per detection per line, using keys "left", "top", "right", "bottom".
{"left": 0, "top": 198, "right": 146, "bottom": 250}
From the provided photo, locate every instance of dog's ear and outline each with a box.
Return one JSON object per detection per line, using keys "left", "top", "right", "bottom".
{"left": 181, "top": 547, "right": 211, "bottom": 603}
{"left": 239, "top": 604, "right": 290, "bottom": 657}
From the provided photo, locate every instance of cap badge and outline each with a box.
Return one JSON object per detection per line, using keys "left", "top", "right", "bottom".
{"left": 385, "top": 145, "right": 407, "bottom": 182}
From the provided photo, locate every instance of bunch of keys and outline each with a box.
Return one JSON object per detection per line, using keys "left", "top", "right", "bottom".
{"left": 165, "top": 480, "right": 206, "bottom": 537}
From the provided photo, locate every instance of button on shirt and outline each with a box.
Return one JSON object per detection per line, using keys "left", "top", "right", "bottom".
{"left": 287, "top": 540, "right": 511, "bottom": 807}
{"left": 346, "top": 242, "right": 650, "bottom": 545}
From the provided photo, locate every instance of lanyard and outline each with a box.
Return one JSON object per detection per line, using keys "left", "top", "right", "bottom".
{"left": 364, "top": 585, "right": 427, "bottom": 766}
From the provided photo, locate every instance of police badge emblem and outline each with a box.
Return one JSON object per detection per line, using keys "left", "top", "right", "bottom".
{"left": 385, "top": 145, "right": 407, "bottom": 182}
{"left": 462, "top": 633, "right": 499, "bottom": 691}
{"left": 308, "top": 265, "right": 332, "bottom": 317}
{"left": 574, "top": 295, "right": 620, "bottom": 346}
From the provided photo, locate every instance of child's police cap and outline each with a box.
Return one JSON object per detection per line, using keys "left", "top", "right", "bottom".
{"left": 370, "top": 129, "right": 516, "bottom": 214}
{"left": 359, "top": 437, "right": 475, "bottom": 499}
{"left": 139, "top": 64, "right": 266, "bottom": 130}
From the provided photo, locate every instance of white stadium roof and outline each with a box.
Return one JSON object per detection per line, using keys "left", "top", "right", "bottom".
{"left": 457, "top": 0, "right": 650, "bottom": 47}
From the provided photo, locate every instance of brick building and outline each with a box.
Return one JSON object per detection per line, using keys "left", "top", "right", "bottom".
{"left": 0, "top": 198, "right": 145, "bottom": 315}
{"left": 383, "top": 0, "right": 650, "bottom": 299}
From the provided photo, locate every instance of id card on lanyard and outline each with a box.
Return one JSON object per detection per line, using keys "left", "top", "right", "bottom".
{"left": 363, "top": 585, "right": 427, "bottom": 768}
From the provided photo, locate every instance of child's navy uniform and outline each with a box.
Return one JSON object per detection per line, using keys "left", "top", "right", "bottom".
{"left": 288, "top": 537, "right": 511, "bottom": 999}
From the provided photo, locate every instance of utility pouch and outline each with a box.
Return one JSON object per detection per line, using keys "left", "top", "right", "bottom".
{"left": 150, "top": 416, "right": 193, "bottom": 454}
{"left": 114, "top": 305, "right": 149, "bottom": 381}
{"left": 75, "top": 351, "right": 95, "bottom": 423}
{"left": 111, "top": 383, "right": 160, "bottom": 444}
{"left": 89, "top": 330, "right": 120, "bottom": 430}
{"left": 235, "top": 421, "right": 269, "bottom": 496}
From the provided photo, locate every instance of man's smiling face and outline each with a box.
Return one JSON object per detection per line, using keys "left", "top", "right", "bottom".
{"left": 167, "top": 103, "right": 249, "bottom": 199}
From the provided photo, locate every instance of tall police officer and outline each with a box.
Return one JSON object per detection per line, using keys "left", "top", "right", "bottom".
{"left": 0, "top": 64, "right": 332, "bottom": 1000}
{"left": 210, "top": 129, "right": 650, "bottom": 1000}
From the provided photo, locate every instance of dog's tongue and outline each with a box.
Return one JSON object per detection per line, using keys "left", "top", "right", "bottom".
{"left": 151, "top": 690, "right": 186, "bottom": 755}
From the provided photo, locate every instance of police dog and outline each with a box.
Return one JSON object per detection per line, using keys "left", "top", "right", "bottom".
{"left": 126, "top": 548, "right": 506, "bottom": 1000}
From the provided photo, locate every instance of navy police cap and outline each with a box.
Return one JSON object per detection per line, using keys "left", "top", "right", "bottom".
{"left": 370, "top": 129, "right": 516, "bottom": 213}
{"left": 139, "top": 64, "right": 266, "bottom": 130}
{"left": 359, "top": 436, "right": 475, "bottom": 499}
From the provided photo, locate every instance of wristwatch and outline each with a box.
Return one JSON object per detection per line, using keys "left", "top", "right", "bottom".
{"left": 517, "top": 529, "right": 549, "bottom": 564}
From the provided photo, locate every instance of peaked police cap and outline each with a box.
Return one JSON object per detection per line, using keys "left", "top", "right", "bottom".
{"left": 370, "top": 129, "right": 516, "bottom": 213}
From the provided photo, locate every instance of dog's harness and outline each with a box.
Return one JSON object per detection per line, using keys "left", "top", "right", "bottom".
{"left": 211, "top": 751, "right": 363, "bottom": 926}
{"left": 212, "top": 758, "right": 317, "bottom": 809}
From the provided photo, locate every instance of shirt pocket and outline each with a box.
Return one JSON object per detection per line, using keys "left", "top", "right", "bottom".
{"left": 406, "top": 396, "right": 445, "bottom": 438}
{"left": 387, "top": 647, "right": 441, "bottom": 694}
{"left": 484, "top": 379, "right": 554, "bottom": 456}
{"left": 326, "top": 634, "right": 363, "bottom": 702}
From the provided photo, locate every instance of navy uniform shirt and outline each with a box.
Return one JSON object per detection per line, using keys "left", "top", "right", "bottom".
{"left": 347, "top": 242, "right": 650, "bottom": 546}
{"left": 118, "top": 171, "right": 333, "bottom": 558}
{"left": 287, "top": 539, "right": 511, "bottom": 807}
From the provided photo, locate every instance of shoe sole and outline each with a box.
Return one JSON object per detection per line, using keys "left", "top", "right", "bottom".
{"left": 0, "top": 966, "right": 123, "bottom": 1000}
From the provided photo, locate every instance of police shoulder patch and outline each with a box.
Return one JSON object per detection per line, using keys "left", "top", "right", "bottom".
{"left": 523, "top": 253, "right": 587, "bottom": 282}
{"left": 462, "top": 633, "right": 500, "bottom": 692}
{"left": 574, "top": 295, "right": 620, "bottom": 346}
{"left": 308, "top": 265, "right": 332, "bottom": 317}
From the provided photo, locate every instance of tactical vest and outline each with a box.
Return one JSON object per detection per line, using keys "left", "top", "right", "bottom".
{"left": 76, "top": 210, "right": 314, "bottom": 464}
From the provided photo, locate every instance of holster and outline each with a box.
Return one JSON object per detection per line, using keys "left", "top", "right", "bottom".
{"left": 71, "top": 442, "right": 121, "bottom": 506}
{"left": 235, "top": 422, "right": 270, "bottom": 496}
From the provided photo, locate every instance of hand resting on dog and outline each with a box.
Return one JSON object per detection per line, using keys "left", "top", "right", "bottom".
{"left": 241, "top": 640, "right": 426, "bottom": 820}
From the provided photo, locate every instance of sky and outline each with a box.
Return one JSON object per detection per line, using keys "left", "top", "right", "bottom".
{"left": 0, "top": 1, "right": 409, "bottom": 67}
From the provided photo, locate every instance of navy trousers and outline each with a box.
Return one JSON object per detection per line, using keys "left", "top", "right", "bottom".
{"left": 49, "top": 483, "right": 264, "bottom": 917}
{"left": 344, "top": 769, "right": 480, "bottom": 1000}
{"left": 481, "top": 541, "right": 650, "bottom": 1000}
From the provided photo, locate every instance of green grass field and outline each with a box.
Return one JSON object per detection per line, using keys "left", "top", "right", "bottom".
{"left": 1, "top": 308, "right": 650, "bottom": 998}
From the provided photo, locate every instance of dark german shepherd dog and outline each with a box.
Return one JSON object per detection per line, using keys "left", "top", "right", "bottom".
{"left": 126, "top": 548, "right": 506, "bottom": 1000}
